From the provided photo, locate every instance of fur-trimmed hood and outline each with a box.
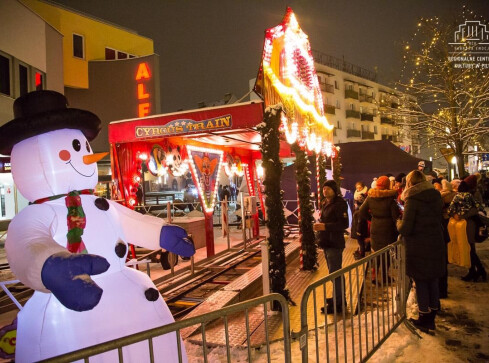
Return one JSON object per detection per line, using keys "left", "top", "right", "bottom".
{"left": 367, "top": 188, "right": 397, "bottom": 199}
{"left": 401, "top": 180, "right": 434, "bottom": 200}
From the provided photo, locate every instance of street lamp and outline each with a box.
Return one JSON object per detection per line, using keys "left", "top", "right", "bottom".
{"left": 138, "top": 152, "right": 148, "bottom": 206}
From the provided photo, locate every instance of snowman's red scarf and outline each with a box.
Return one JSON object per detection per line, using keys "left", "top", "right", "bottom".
{"left": 31, "top": 189, "right": 93, "bottom": 254}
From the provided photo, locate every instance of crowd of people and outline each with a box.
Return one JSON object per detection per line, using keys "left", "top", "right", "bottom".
{"left": 314, "top": 161, "right": 489, "bottom": 333}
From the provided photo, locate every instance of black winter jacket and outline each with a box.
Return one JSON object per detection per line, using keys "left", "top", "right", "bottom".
{"left": 359, "top": 189, "right": 400, "bottom": 251}
{"left": 317, "top": 195, "right": 349, "bottom": 249}
{"left": 398, "top": 181, "right": 445, "bottom": 280}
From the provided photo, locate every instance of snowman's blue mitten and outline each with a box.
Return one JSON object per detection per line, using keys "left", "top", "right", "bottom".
{"left": 160, "top": 224, "right": 196, "bottom": 257}
{"left": 41, "top": 252, "right": 110, "bottom": 312}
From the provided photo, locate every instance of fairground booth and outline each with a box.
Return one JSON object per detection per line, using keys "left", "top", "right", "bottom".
{"left": 108, "top": 7, "right": 337, "bottom": 259}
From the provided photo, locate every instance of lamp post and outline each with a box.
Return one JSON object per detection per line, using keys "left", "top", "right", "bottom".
{"left": 451, "top": 156, "right": 457, "bottom": 181}
{"left": 138, "top": 153, "right": 148, "bottom": 206}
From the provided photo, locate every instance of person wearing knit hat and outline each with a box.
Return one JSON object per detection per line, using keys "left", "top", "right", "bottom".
{"left": 359, "top": 175, "right": 401, "bottom": 283}
{"left": 448, "top": 177, "right": 486, "bottom": 283}
{"left": 463, "top": 174, "right": 484, "bottom": 210}
{"left": 314, "top": 179, "right": 349, "bottom": 314}
{"left": 451, "top": 178, "right": 461, "bottom": 192}
{"left": 376, "top": 175, "right": 391, "bottom": 190}
{"left": 371, "top": 178, "right": 377, "bottom": 189}
{"left": 394, "top": 173, "right": 407, "bottom": 204}
{"left": 398, "top": 170, "right": 445, "bottom": 332}
{"left": 439, "top": 178, "right": 457, "bottom": 299}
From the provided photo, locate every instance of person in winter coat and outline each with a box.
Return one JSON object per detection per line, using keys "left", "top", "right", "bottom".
{"left": 353, "top": 181, "right": 368, "bottom": 211}
{"left": 398, "top": 170, "right": 445, "bottom": 333}
{"left": 314, "top": 180, "right": 349, "bottom": 314}
{"left": 438, "top": 179, "right": 457, "bottom": 298}
{"left": 394, "top": 173, "right": 406, "bottom": 205}
{"left": 352, "top": 181, "right": 369, "bottom": 259}
{"left": 448, "top": 180, "right": 487, "bottom": 282}
{"left": 359, "top": 175, "right": 401, "bottom": 282}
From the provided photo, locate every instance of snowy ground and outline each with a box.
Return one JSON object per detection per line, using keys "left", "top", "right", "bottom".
{"left": 184, "top": 241, "right": 489, "bottom": 362}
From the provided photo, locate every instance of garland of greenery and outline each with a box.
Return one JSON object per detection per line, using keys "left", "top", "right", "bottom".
{"left": 317, "top": 153, "right": 327, "bottom": 206}
{"left": 258, "top": 105, "right": 290, "bottom": 305}
{"left": 333, "top": 148, "right": 342, "bottom": 189}
{"left": 292, "top": 143, "right": 317, "bottom": 270}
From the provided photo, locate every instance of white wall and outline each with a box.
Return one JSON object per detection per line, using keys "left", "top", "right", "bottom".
{"left": 0, "top": 0, "right": 47, "bottom": 72}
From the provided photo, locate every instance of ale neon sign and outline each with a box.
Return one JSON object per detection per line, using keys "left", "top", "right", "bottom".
{"left": 136, "top": 62, "right": 151, "bottom": 117}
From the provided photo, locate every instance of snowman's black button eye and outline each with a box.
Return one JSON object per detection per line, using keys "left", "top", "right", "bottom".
{"left": 72, "top": 139, "right": 81, "bottom": 152}
{"left": 86, "top": 141, "right": 91, "bottom": 152}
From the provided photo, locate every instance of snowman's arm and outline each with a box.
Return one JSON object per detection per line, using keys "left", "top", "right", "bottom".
{"left": 110, "top": 201, "right": 167, "bottom": 250}
{"left": 109, "top": 201, "right": 195, "bottom": 257}
{"left": 6, "top": 204, "right": 66, "bottom": 292}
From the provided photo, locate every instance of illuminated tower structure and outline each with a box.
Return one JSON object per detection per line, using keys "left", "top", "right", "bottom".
{"left": 21, "top": 0, "right": 161, "bottom": 154}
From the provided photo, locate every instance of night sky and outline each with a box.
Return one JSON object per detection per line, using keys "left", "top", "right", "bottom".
{"left": 52, "top": 0, "right": 489, "bottom": 113}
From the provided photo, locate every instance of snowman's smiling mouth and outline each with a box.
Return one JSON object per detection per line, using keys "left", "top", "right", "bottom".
{"left": 66, "top": 161, "right": 95, "bottom": 177}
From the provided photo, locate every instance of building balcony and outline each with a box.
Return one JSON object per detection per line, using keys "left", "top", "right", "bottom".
{"left": 381, "top": 134, "right": 398, "bottom": 142}
{"left": 346, "top": 109, "right": 360, "bottom": 119}
{"left": 359, "top": 94, "right": 373, "bottom": 103}
{"left": 347, "top": 129, "right": 361, "bottom": 138}
{"left": 360, "top": 113, "right": 374, "bottom": 121}
{"left": 362, "top": 131, "right": 375, "bottom": 140}
{"left": 324, "top": 104, "right": 336, "bottom": 115}
{"left": 345, "top": 89, "right": 359, "bottom": 100}
{"left": 320, "top": 83, "right": 335, "bottom": 94}
{"left": 380, "top": 116, "right": 394, "bottom": 125}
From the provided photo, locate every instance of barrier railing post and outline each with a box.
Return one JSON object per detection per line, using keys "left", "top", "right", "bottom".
{"left": 261, "top": 240, "right": 270, "bottom": 310}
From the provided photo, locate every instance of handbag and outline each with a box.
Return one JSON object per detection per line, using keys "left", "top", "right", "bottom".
{"left": 474, "top": 214, "right": 489, "bottom": 243}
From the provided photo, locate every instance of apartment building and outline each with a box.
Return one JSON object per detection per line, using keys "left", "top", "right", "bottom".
{"left": 20, "top": 0, "right": 161, "bottom": 153}
{"left": 0, "top": 0, "right": 65, "bottom": 222}
{"left": 313, "top": 51, "right": 420, "bottom": 156}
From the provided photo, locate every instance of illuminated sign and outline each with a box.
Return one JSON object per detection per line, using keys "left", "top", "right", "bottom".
{"left": 0, "top": 157, "right": 11, "bottom": 173}
{"left": 135, "top": 115, "right": 232, "bottom": 138}
{"left": 136, "top": 62, "right": 151, "bottom": 117}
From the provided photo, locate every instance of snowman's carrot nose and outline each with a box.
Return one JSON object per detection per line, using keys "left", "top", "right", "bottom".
{"left": 83, "top": 152, "right": 108, "bottom": 165}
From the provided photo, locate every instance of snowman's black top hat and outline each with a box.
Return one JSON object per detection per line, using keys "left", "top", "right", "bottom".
{"left": 0, "top": 90, "right": 101, "bottom": 155}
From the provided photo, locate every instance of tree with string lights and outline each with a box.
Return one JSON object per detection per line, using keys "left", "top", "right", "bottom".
{"left": 388, "top": 7, "right": 489, "bottom": 176}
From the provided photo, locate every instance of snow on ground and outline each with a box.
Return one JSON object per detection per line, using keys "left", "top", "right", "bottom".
{"left": 184, "top": 242, "right": 489, "bottom": 362}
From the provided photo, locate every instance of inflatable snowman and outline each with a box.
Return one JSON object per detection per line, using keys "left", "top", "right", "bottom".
{"left": 0, "top": 90, "right": 195, "bottom": 362}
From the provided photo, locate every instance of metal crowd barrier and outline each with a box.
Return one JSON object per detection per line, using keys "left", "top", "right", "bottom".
{"left": 40, "top": 293, "right": 292, "bottom": 363}
{"left": 295, "top": 240, "right": 407, "bottom": 362}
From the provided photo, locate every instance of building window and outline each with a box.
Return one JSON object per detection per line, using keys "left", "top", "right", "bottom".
{"left": 73, "top": 34, "right": 84, "bottom": 59}
{"left": 105, "top": 48, "right": 116, "bottom": 60}
{"left": 19, "top": 63, "right": 28, "bottom": 96}
{"left": 350, "top": 103, "right": 354, "bottom": 110}
{"left": 337, "top": 120, "right": 341, "bottom": 129}
{"left": 351, "top": 122, "right": 355, "bottom": 130}
{"left": 334, "top": 80, "right": 339, "bottom": 89}
{"left": 374, "top": 125, "right": 378, "bottom": 134}
{"left": 336, "top": 99, "right": 340, "bottom": 109}
{"left": 359, "top": 106, "right": 363, "bottom": 113}
{"left": 347, "top": 84, "right": 353, "bottom": 91}
{"left": 0, "top": 53, "right": 11, "bottom": 96}
{"left": 117, "top": 51, "right": 128, "bottom": 59}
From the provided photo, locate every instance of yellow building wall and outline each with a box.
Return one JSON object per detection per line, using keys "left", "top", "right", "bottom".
{"left": 21, "top": 0, "right": 154, "bottom": 89}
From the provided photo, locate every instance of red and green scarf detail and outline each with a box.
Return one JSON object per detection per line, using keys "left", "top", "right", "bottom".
{"left": 32, "top": 189, "right": 93, "bottom": 254}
